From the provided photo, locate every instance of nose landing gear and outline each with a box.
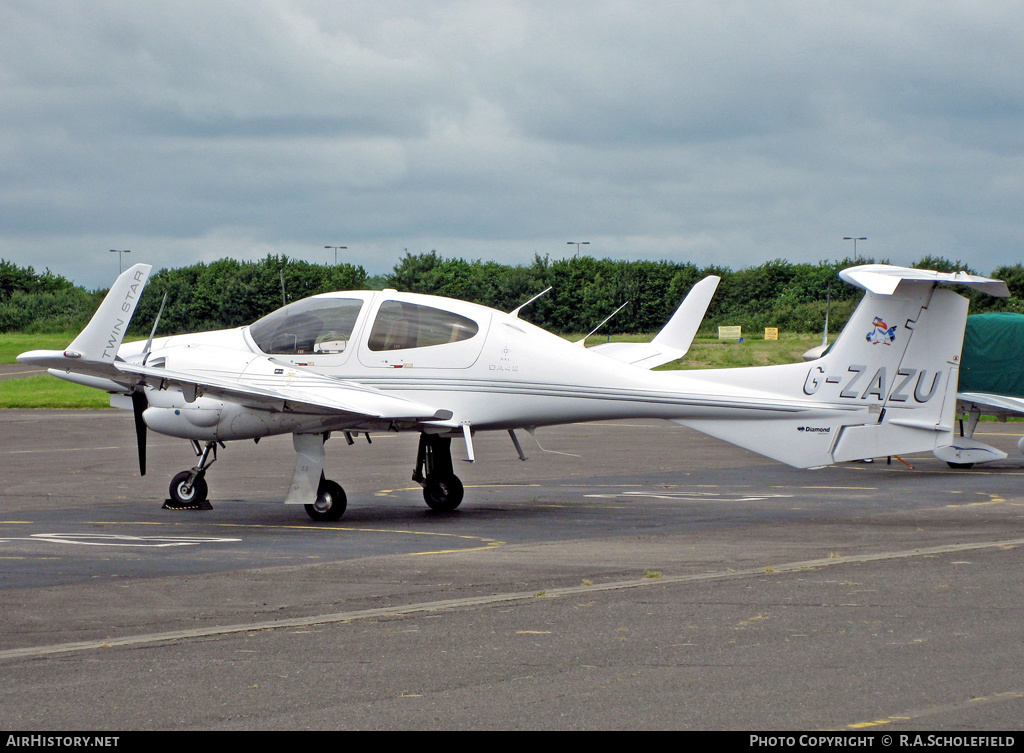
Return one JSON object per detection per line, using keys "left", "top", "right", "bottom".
{"left": 164, "top": 440, "right": 219, "bottom": 510}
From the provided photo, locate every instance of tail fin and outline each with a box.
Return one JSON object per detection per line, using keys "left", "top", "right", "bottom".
{"left": 674, "top": 265, "right": 1008, "bottom": 467}
{"left": 18, "top": 263, "right": 152, "bottom": 378}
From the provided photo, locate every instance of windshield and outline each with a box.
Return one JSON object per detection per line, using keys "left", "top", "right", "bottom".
{"left": 249, "top": 297, "right": 364, "bottom": 355}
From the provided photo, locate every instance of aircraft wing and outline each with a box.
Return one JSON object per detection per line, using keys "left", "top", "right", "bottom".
{"left": 117, "top": 360, "right": 453, "bottom": 423}
{"left": 587, "top": 275, "right": 720, "bottom": 369}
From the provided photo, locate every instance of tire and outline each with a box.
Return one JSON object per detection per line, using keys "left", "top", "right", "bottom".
{"left": 946, "top": 461, "right": 975, "bottom": 469}
{"left": 423, "top": 474, "right": 464, "bottom": 512}
{"left": 169, "top": 470, "right": 208, "bottom": 506}
{"left": 305, "top": 479, "right": 347, "bottom": 522}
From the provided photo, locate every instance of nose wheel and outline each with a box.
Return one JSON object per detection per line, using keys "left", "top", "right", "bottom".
{"left": 168, "top": 470, "right": 209, "bottom": 507}
{"left": 163, "top": 440, "right": 218, "bottom": 510}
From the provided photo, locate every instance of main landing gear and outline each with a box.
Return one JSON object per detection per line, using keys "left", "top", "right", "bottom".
{"left": 413, "top": 433, "right": 464, "bottom": 512}
{"left": 304, "top": 477, "right": 347, "bottom": 522}
{"left": 164, "top": 440, "right": 219, "bottom": 510}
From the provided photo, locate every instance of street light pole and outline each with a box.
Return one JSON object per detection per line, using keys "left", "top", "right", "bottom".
{"left": 324, "top": 245, "right": 347, "bottom": 265}
{"left": 567, "top": 241, "right": 590, "bottom": 258}
{"left": 843, "top": 237, "right": 867, "bottom": 261}
{"left": 110, "top": 249, "right": 131, "bottom": 274}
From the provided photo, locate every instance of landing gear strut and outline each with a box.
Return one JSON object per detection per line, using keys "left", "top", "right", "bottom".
{"left": 165, "top": 440, "right": 219, "bottom": 510}
{"left": 413, "top": 433, "right": 464, "bottom": 512}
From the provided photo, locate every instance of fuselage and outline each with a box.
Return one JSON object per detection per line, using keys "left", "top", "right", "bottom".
{"left": 114, "top": 289, "right": 842, "bottom": 443}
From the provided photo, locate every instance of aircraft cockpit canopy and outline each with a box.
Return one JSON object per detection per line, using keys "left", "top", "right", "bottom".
{"left": 249, "top": 297, "right": 364, "bottom": 355}
{"left": 367, "top": 300, "right": 479, "bottom": 351}
{"left": 247, "top": 295, "right": 483, "bottom": 358}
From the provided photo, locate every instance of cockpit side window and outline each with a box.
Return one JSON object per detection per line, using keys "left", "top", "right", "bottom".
{"left": 368, "top": 300, "right": 479, "bottom": 352}
{"left": 249, "top": 298, "right": 363, "bottom": 355}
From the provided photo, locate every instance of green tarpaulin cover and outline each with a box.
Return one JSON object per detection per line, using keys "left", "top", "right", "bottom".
{"left": 960, "top": 313, "right": 1024, "bottom": 398}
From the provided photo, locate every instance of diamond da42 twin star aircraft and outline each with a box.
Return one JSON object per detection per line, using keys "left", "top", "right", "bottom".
{"left": 18, "top": 263, "right": 1007, "bottom": 521}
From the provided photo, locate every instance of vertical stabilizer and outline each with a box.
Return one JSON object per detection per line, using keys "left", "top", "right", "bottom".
{"left": 827, "top": 285, "right": 966, "bottom": 462}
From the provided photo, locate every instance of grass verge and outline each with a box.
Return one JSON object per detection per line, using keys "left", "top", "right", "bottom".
{"left": 0, "top": 332, "right": 78, "bottom": 364}
{"left": 0, "top": 375, "right": 111, "bottom": 409}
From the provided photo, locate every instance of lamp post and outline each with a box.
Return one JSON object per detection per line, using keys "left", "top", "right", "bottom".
{"left": 843, "top": 237, "right": 866, "bottom": 261}
{"left": 567, "top": 241, "right": 590, "bottom": 258}
{"left": 324, "top": 245, "right": 347, "bottom": 265}
{"left": 110, "top": 249, "right": 131, "bottom": 274}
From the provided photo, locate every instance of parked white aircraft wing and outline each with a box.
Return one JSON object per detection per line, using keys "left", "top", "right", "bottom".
{"left": 19, "top": 263, "right": 153, "bottom": 382}
{"left": 117, "top": 358, "right": 453, "bottom": 424}
{"left": 588, "top": 275, "right": 721, "bottom": 369}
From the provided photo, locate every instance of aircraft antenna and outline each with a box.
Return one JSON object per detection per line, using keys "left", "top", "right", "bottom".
{"left": 574, "top": 300, "right": 629, "bottom": 346}
{"left": 510, "top": 287, "right": 552, "bottom": 318}
{"left": 142, "top": 291, "right": 168, "bottom": 366}
{"left": 280, "top": 268, "right": 288, "bottom": 306}
{"left": 821, "top": 284, "right": 831, "bottom": 347}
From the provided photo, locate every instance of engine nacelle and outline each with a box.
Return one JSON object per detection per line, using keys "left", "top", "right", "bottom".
{"left": 143, "top": 394, "right": 304, "bottom": 441}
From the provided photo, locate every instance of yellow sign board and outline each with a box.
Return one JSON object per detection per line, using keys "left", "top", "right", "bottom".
{"left": 764, "top": 327, "right": 779, "bottom": 340}
{"left": 718, "top": 326, "right": 742, "bottom": 340}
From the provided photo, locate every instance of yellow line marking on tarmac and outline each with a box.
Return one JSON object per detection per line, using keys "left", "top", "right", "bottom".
{"left": 375, "top": 483, "right": 540, "bottom": 496}
{"left": 945, "top": 492, "right": 1023, "bottom": 508}
{"left": 843, "top": 690, "right": 1024, "bottom": 729}
{"left": 2, "top": 446, "right": 126, "bottom": 454}
{"left": 3, "top": 536, "right": 1022, "bottom": 663}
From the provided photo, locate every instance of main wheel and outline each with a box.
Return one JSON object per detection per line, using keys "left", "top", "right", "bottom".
{"left": 169, "top": 470, "right": 208, "bottom": 506}
{"left": 305, "top": 479, "right": 347, "bottom": 522}
{"left": 946, "top": 461, "right": 975, "bottom": 469}
{"left": 423, "top": 474, "right": 464, "bottom": 512}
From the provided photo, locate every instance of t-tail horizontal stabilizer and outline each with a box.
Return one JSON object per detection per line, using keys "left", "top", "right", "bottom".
{"left": 673, "top": 265, "right": 1008, "bottom": 467}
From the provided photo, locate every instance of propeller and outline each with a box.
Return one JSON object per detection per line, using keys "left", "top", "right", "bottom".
{"left": 132, "top": 290, "right": 167, "bottom": 477}
{"left": 132, "top": 389, "right": 148, "bottom": 476}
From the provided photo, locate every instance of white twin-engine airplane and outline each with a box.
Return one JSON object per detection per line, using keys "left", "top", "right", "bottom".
{"left": 19, "top": 263, "right": 1008, "bottom": 521}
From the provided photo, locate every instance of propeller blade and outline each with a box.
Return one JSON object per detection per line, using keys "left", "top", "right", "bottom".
{"left": 131, "top": 390, "right": 148, "bottom": 476}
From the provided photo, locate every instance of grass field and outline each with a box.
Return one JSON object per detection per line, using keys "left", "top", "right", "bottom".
{"left": 0, "top": 332, "right": 79, "bottom": 364}
{"left": 0, "top": 374, "right": 111, "bottom": 409}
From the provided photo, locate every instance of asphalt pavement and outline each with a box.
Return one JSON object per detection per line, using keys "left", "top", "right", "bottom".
{"left": 1, "top": 410, "right": 1022, "bottom": 731}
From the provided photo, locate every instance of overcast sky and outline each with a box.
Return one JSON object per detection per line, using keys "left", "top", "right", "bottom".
{"left": 2, "top": 0, "right": 1022, "bottom": 289}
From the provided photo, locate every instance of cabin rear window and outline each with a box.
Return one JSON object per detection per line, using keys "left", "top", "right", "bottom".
{"left": 367, "top": 301, "right": 479, "bottom": 351}
{"left": 249, "top": 298, "right": 363, "bottom": 355}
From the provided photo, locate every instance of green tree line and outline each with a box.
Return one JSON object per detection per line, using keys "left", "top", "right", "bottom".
{"left": 2, "top": 252, "right": 1022, "bottom": 338}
